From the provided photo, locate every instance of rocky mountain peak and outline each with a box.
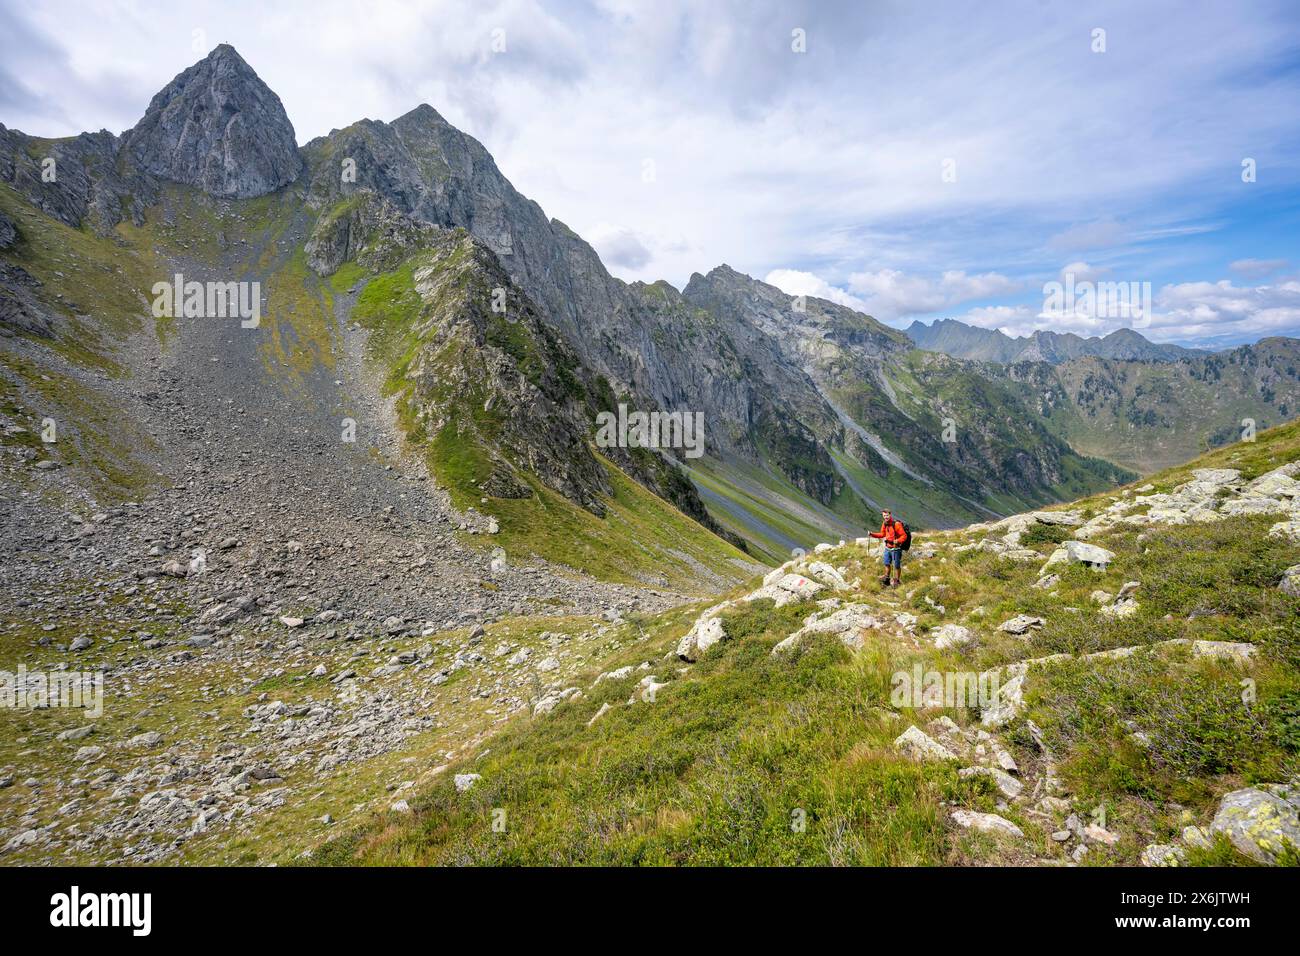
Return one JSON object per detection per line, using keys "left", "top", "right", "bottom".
{"left": 393, "top": 103, "right": 449, "bottom": 127}
{"left": 122, "top": 43, "right": 302, "bottom": 199}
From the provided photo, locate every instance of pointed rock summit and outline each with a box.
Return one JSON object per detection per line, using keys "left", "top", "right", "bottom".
{"left": 123, "top": 44, "right": 302, "bottom": 199}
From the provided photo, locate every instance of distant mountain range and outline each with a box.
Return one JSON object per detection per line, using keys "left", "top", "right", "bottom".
{"left": 907, "top": 319, "right": 1300, "bottom": 472}
{"left": 906, "top": 317, "right": 1207, "bottom": 364}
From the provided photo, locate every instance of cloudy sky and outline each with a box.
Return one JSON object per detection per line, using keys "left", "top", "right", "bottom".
{"left": 3, "top": 0, "right": 1299, "bottom": 345}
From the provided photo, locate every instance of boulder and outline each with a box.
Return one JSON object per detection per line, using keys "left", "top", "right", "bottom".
{"left": 1280, "top": 565, "right": 1300, "bottom": 597}
{"left": 997, "top": 614, "right": 1044, "bottom": 636}
{"left": 454, "top": 773, "right": 482, "bottom": 793}
{"left": 1099, "top": 598, "right": 1138, "bottom": 619}
{"left": 1220, "top": 497, "right": 1291, "bottom": 517}
{"left": 772, "top": 604, "right": 882, "bottom": 655}
{"left": 1186, "top": 640, "right": 1256, "bottom": 666}
{"left": 1140, "top": 843, "right": 1186, "bottom": 867}
{"left": 950, "top": 809, "right": 1024, "bottom": 839}
{"left": 806, "top": 560, "right": 851, "bottom": 590}
{"left": 533, "top": 687, "right": 580, "bottom": 716}
{"left": 1269, "top": 519, "right": 1300, "bottom": 543}
{"left": 980, "top": 672, "right": 1025, "bottom": 728}
{"left": 932, "top": 623, "right": 974, "bottom": 650}
{"left": 1031, "top": 510, "right": 1084, "bottom": 526}
{"left": 1209, "top": 785, "right": 1300, "bottom": 864}
{"left": 676, "top": 611, "right": 728, "bottom": 662}
{"left": 894, "top": 725, "right": 958, "bottom": 762}
{"left": 958, "top": 766, "right": 1023, "bottom": 799}
{"left": 1064, "top": 540, "right": 1114, "bottom": 569}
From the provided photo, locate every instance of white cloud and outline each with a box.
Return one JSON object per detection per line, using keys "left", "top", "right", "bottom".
{"left": 1060, "top": 261, "right": 1110, "bottom": 283}
{"left": 2, "top": 0, "right": 1297, "bottom": 338}
{"left": 957, "top": 305, "right": 1036, "bottom": 337}
{"left": 763, "top": 269, "right": 866, "bottom": 310}
{"left": 844, "top": 269, "right": 1021, "bottom": 321}
{"left": 587, "top": 223, "right": 653, "bottom": 270}
{"left": 1229, "top": 258, "right": 1289, "bottom": 280}
{"left": 949, "top": 277, "right": 1300, "bottom": 345}
{"left": 1152, "top": 280, "right": 1300, "bottom": 342}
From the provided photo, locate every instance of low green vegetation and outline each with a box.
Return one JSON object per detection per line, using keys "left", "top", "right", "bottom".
{"left": 315, "top": 420, "right": 1300, "bottom": 867}
{"left": 346, "top": 244, "right": 755, "bottom": 590}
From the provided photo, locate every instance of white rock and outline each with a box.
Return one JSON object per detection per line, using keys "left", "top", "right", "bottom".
{"left": 676, "top": 610, "right": 729, "bottom": 662}
{"left": 950, "top": 809, "right": 1024, "bottom": 839}
{"left": 806, "top": 560, "right": 851, "bottom": 590}
{"left": 997, "top": 614, "right": 1044, "bottom": 636}
{"left": 586, "top": 702, "right": 612, "bottom": 727}
{"left": 772, "top": 604, "right": 882, "bottom": 655}
{"left": 894, "top": 725, "right": 958, "bottom": 762}
{"left": 1064, "top": 540, "right": 1114, "bottom": 569}
{"left": 980, "top": 673, "right": 1026, "bottom": 728}
{"left": 1281, "top": 565, "right": 1300, "bottom": 597}
{"left": 958, "top": 766, "right": 1023, "bottom": 799}
{"left": 932, "top": 623, "right": 974, "bottom": 650}
{"left": 454, "top": 773, "right": 482, "bottom": 793}
{"left": 1269, "top": 519, "right": 1300, "bottom": 543}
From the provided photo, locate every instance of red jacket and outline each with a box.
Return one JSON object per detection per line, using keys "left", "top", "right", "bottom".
{"left": 870, "top": 518, "right": 907, "bottom": 547}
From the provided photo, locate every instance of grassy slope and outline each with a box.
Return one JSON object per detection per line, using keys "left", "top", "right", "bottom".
{"left": 345, "top": 251, "right": 756, "bottom": 592}
{"left": 0, "top": 183, "right": 165, "bottom": 503}
{"left": 316, "top": 420, "right": 1300, "bottom": 866}
{"left": 1004, "top": 348, "right": 1300, "bottom": 475}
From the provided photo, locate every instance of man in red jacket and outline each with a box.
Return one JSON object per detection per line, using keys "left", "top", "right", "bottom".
{"left": 869, "top": 509, "right": 908, "bottom": 587}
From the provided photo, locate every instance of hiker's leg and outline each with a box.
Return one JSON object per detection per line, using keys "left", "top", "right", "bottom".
{"left": 880, "top": 548, "right": 892, "bottom": 584}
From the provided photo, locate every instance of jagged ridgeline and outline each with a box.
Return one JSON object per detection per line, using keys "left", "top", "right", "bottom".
{"left": 3, "top": 42, "right": 1143, "bottom": 574}
{"left": 909, "top": 319, "right": 1300, "bottom": 475}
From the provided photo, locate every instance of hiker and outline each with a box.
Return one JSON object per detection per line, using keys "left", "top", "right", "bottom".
{"left": 870, "top": 508, "right": 909, "bottom": 587}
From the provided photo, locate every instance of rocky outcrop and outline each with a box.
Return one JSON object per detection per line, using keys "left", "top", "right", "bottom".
{"left": 772, "top": 603, "right": 883, "bottom": 654}
{"left": 0, "top": 124, "right": 155, "bottom": 231}
{"left": 0, "top": 211, "right": 16, "bottom": 249}
{"left": 123, "top": 44, "right": 302, "bottom": 199}
{"left": 0, "top": 263, "right": 56, "bottom": 337}
{"left": 294, "top": 93, "right": 1125, "bottom": 542}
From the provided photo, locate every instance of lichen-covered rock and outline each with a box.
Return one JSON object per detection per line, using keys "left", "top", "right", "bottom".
{"left": 1280, "top": 565, "right": 1300, "bottom": 597}
{"left": 1209, "top": 785, "right": 1300, "bottom": 864}
{"left": 980, "top": 672, "right": 1026, "bottom": 728}
{"left": 1269, "top": 519, "right": 1300, "bottom": 543}
{"left": 1140, "top": 843, "right": 1186, "bottom": 866}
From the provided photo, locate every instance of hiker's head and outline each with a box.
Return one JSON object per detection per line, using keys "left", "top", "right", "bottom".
{"left": 883, "top": 509, "right": 892, "bottom": 521}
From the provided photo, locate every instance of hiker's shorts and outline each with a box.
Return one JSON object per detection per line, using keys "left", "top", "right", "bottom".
{"left": 883, "top": 547, "right": 902, "bottom": 569}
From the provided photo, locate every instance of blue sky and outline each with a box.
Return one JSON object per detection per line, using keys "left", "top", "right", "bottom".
{"left": 2, "top": 0, "right": 1298, "bottom": 346}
